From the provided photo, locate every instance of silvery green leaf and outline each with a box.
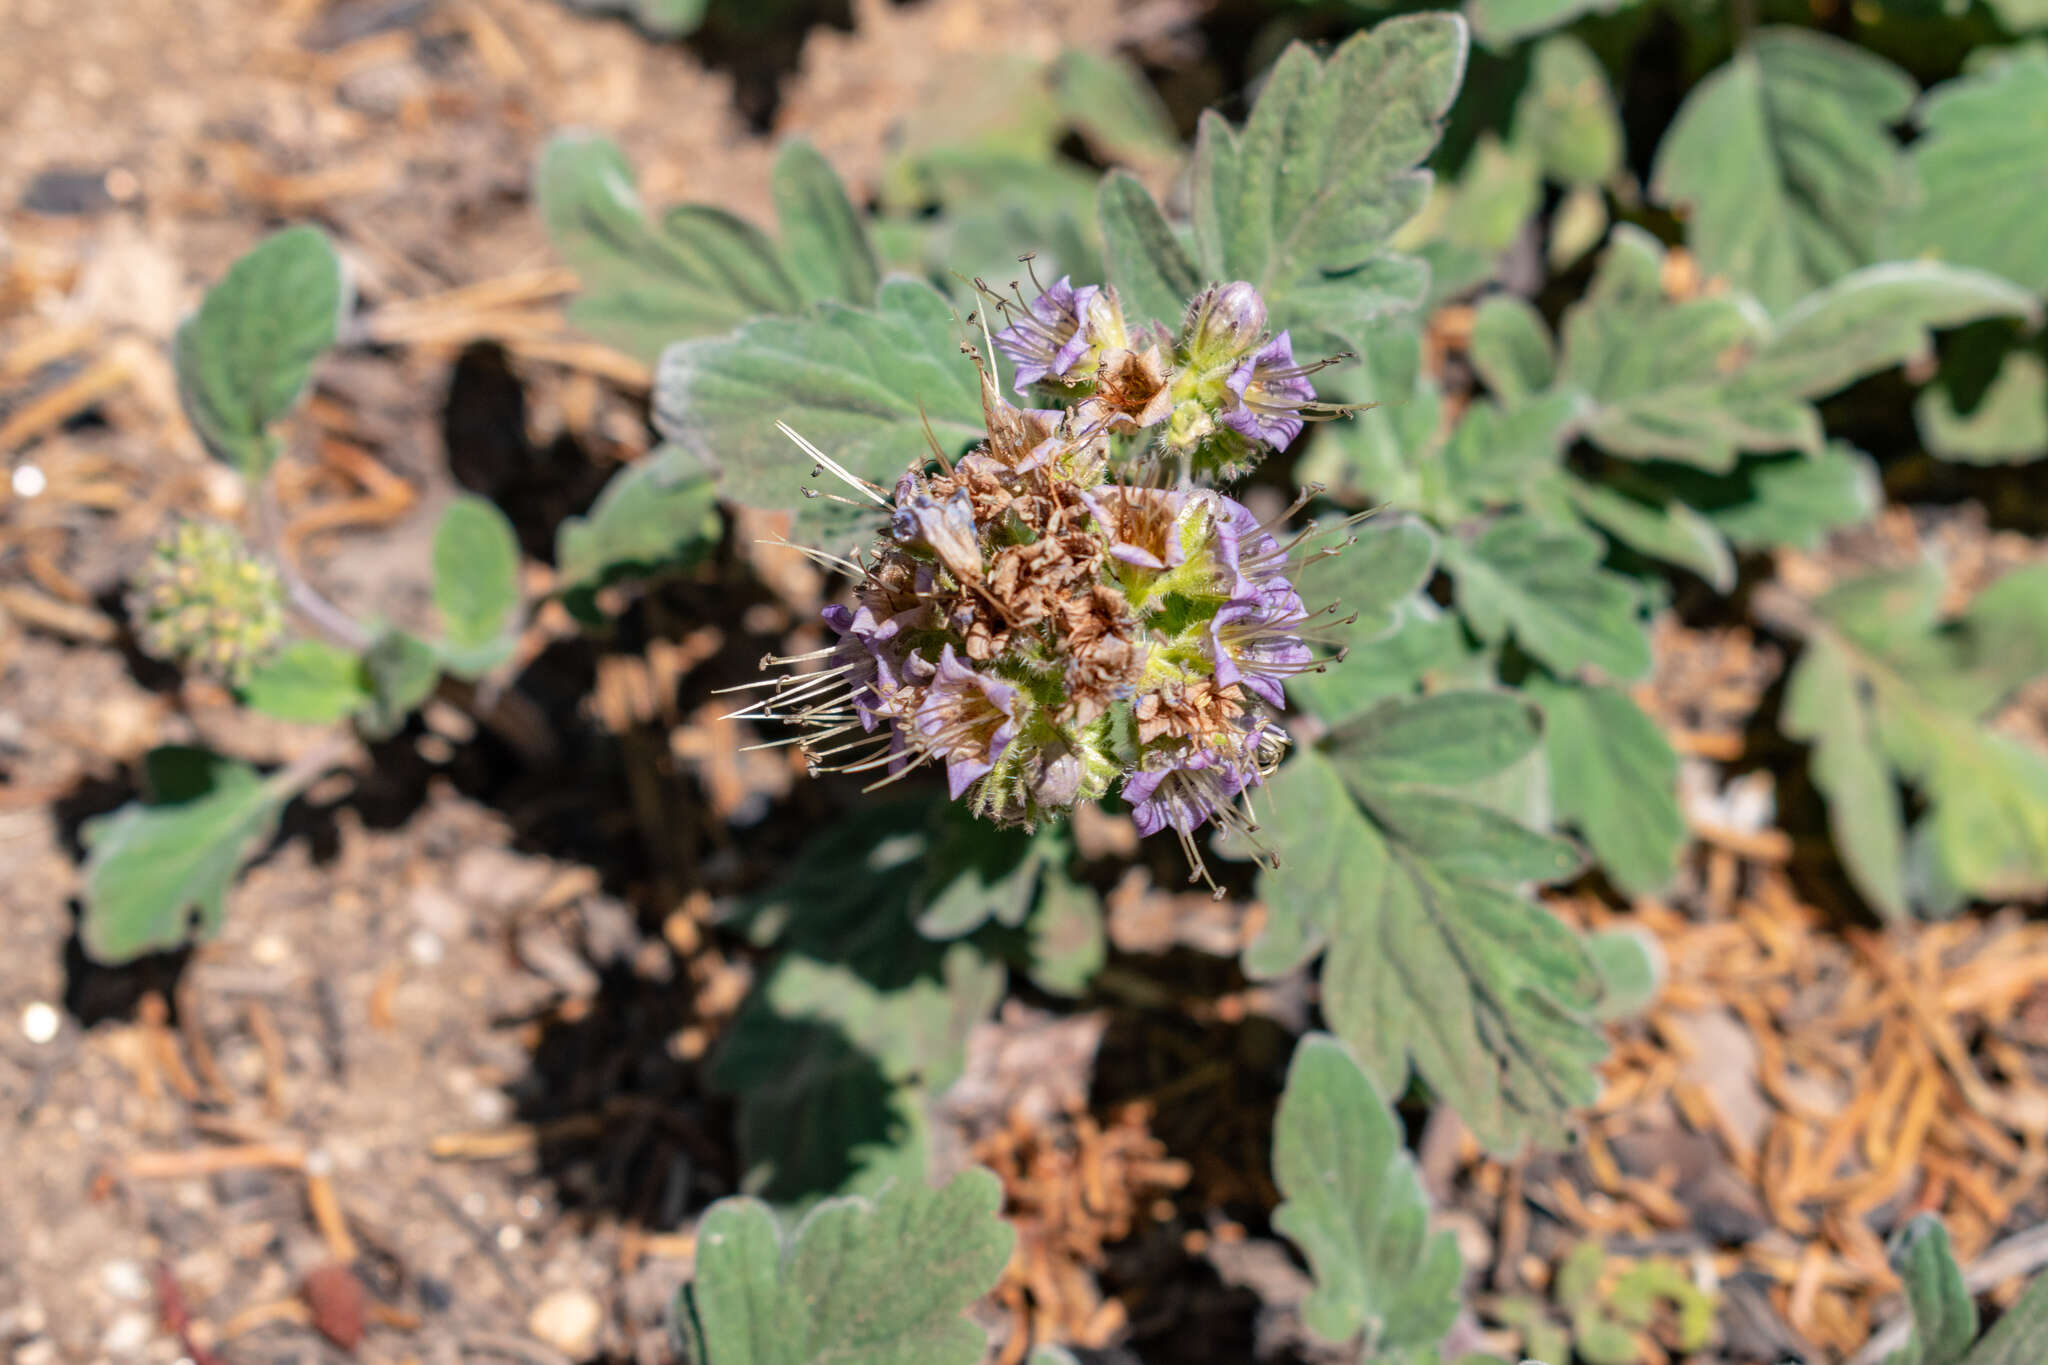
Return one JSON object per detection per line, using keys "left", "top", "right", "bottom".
{"left": 1328, "top": 691, "right": 1543, "bottom": 789}
{"left": 1513, "top": 36, "right": 1623, "bottom": 186}
{"left": 1886, "top": 51, "right": 2048, "bottom": 294}
{"left": 80, "top": 748, "right": 290, "bottom": 964}
{"left": 1440, "top": 392, "right": 1580, "bottom": 508}
{"left": 1890, "top": 1216, "right": 1977, "bottom": 1365}
{"left": 1647, "top": 445, "right": 1880, "bottom": 552}
{"left": 1024, "top": 859, "right": 1105, "bottom": 997}
{"left": 1464, "top": 0, "right": 1643, "bottom": 49}
{"left": 1443, "top": 515, "right": 1651, "bottom": 681}
{"left": 772, "top": 140, "right": 882, "bottom": 309}
{"left": 1916, "top": 343, "right": 2048, "bottom": 465}
{"left": 1468, "top": 294, "right": 1555, "bottom": 404}
{"left": 1097, "top": 171, "right": 1202, "bottom": 332}
{"left": 1650, "top": 29, "right": 1916, "bottom": 314}
{"left": 555, "top": 444, "right": 723, "bottom": 616}
{"left": 1527, "top": 678, "right": 1684, "bottom": 898}
{"left": 1271, "top": 1034, "right": 1463, "bottom": 1350}
{"left": 359, "top": 629, "right": 440, "bottom": 740}
{"left": 174, "top": 226, "right": 346, "bottom": 479}
{"left": 1555, "top": 473, "right": 1736, "bottom": 591}
{"left": 239, "top": 641, "right": 370, "bottom": 726}
{"left": 1289, "top": 517, "right": 1439, "bottom": 726}
{"left": 1778, "top": 561, "right": 2048, "bottom": 918}
{"left": 431, "top": 495, "right": 521, "bottom": 679}
{"left": 677, "top": 1170, "right": 1012, "bottom": 1365}
{"left": 656, "top": 279, "right": 985, "bottom": 548}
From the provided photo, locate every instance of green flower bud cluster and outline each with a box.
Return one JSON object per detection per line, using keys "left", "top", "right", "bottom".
{"left": 129, "top": 521, "right": 287, "bottom": 686}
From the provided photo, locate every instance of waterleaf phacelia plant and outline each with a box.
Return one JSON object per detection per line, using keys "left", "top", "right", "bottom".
{"left": 129, "top": 520, "right": 289, "bottom": 687}
{"left": 732, "top": 275, "right": 1365, "bottom": 890}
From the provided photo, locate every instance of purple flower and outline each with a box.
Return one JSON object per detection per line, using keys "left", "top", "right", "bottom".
{"left": 1122, "top": 745, "right": 1260, "bottom": 837}
{"left": 824, "top": 601, "right": 925, "bottom": 731}
{"left": 1221, "top": 331, "right": 1319, "bottom": 451}
{"left": 1204, "top": 493, "right": 1293, "bottom": 601}
{"left": 891, "top": 483, "right": 983, "bottom": 585}
{"left": 915, "top": 645, "right": 1020, "bottom": 799}
{"left": 994, "top": 277, "right": 1099, "bottom": 392}
{"left": 1208, "top": 589, "right": 1314, "bottom": 709}
{"left": 1081, "top": 486, "right": 1187, "bottom": 572}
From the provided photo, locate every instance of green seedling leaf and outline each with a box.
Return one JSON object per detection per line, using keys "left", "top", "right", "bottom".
{"left": 359, "top": 629, "right": 440, "bottom": 740}
{"left": 1271, "top": 1034, "right": 1463, "bottom": 1351}
{"left": 1249, "top": 742, "right": 1606, "bottom": 1154}
{"left": 174, "top": 225, "right": 346, "bottom": 479}
{"left": 1586, "top": 929, "right": 1661, "bottom": 1020}
{"left": 1464, "top": 0, "right": 1642, "bottom": 49}
{"left": 1527, "top": 679, "right": 1684, "bottom": 898}
{"left": 1891, "top": 1216, "right": 1977, "bottom": 1365}
{"left": 677, "top": 1169, "right": 1013, "bottom": 1365}
{"left": 1444, "top": 515, "right": 1651, "bottom": 682}
{"left": 773, "top": 139, "right": 882, "bottom": 309}
{"left": 432, "top": 495, "right": 520, "bottom": 678}
{"left": 1887, "top": 51, "right": 2048, "bottom": 294}
{"left": 712, "top": 946, "right": 1005, "bottom": 1204}
{"left": 1779, "top": 561, "right": 2048, "bottom": 918}
{"left": 1917, "top": 344, "right": 2048, "bottom": 464}
{"left": 1097, "top": 171, "right": 1202, "bottom": 332}
{"left": 1650, "top": 29, "right": 1916, "bottom": 314}
{"left": 1513, "top": 36, "right": 1623, "bottom": 186}
{"left": 80, "top": 747, "right": 291, "bottom": 963}
{"left": 239, "top": 640, "right": 370, "bottom": 725}
{"left": 555, "top": 444, "right": 723, "bottom": 616}
{"left": 655, "top": 279, "right": 985, "bottom": 548}
{"left": 1469, "top": 294, "right": 1556, "bottom": 404}
{"left": 1184, "top": 15, "right": 1465, "bottom": 343}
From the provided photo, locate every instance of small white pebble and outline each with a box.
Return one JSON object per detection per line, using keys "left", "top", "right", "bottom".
{"left": 249, "top": 934, "right": 289, "bottom": 966}
{"left": 407, "top": 928, "right": 445, "bottom": 966}
{"left": 11, "top": 463, "right": 47, "bottom": 498}
{"left": 516, "top": 1194, "right": 543, "bottom": 1220}
{"left": 496, "top": 1224, "right": 523, "bottom": 1251}
{"left": 20, "top": 1001, "right": 59, "bottom": 1045}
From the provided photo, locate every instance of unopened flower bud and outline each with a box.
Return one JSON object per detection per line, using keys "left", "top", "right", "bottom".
{"left": 129, "top": 521, "right": 287, "bottom": 687}
{"left": 1182, "top": 281, "right": 1267, "bottom": 367}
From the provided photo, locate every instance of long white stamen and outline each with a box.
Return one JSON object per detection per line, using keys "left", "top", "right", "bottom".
{"left": 777, "top": 421, "right": 890, "bottom": 506}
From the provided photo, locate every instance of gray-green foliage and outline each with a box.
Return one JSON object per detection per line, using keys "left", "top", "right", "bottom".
{"left": 537, "top": 133, "right": 879, "bottom": 363}
{"left": 1651, "top": 28, "right": 1917, "bottom": 314}
{"left": 1886, "top": 50, "right": 2048, "bottom": 295}
{"left": 1887, "top": 1214, "right": 2048, "bottom": 1365}
{"left": 174, "top": 225, "right": 347, "bottom": 478}
{"left": 1241, "top": 700, "right": 1606, "bottom": 1155}
{"left": 432, "top": 495, "right": 522, "bottom": 679}
{"left": 654, "top": 278, "right": 984, "bottom": 547}
{"left": 673, "top": 1169, "right": 1013, "bottom": 1365}
{"left": 240, "top": 640, "right": 372, "bottom": 725}
{"left": 554, "top": 444, "right": 723, "bottom": 613}
{"left": 80, "top": 748, "right": 292, "bottom": 964}
{"left": 1777, "top": 561, "right": 2048, "bottom": 918}
{"left": 1271, "top": 1034, "right": 1463, "bottom": 1351}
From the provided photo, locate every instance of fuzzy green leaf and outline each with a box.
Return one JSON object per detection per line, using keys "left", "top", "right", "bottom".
{"left": 1528, "top": 679, "right": 1684, "bottom": 897}
{"left": 1251, "top": 744, "right": 1607, "bottom": 1153}
{"left": 713, "top": 946, "right": 1005, "bottom": 1203}
{"left": 772, "top": 140, "right": 882, "bottom": 309}
{"left": 1650, "top": 29, "right": 1916, "bottom": 314}
{"left": 563, "top": 0, "right": 708, "bottom": 37}
{"left": 1469, "top": 295, "right": 1556, "bottom": 404}
{"left": 1891, "top": 1217, "right": 1978, "bottom": 1365}
{"left": 1289, "top": 518, "right": 1440, "bottom": 726}
{"left": 678, "top": 1170, "right": 1013, "bottom": 1365}
{"left": 1554, "top": 473, "right": 1736, "bottom": 592}
{"left": 1187, "top": 15, "right": 1465, "bottom": 331}
{"left": 1514, "top": 36, "right": 1623, "bottom": 186}
{"left": 1444, "top": 515, "right": 1651, "bottom": 681}
{"left": 1441, "top": 392, "right": 1580, "bottom": 508}
{"left": 914, "top": 814, "right": 1053, "bottom": 940}
{"left": 555, "top": 444, "right": 722, "bottom": 614}
{"left": 655, "top": 279, "right": 984, "bottom": 546}
{"left": 1781, "top": 562, "right": 2048, "bottom": 918}
{"left": 1587, "top": 930, "right": 1662, "bottom": 1019}
{"left": 359, "top": 629, "right": 440, "bottom": 740}
{"left": 1650, "top": 445, "right": 1881, "bottom": 552}
{"left": 1464, "top": 0, "right": 1641, "bottom": 48}
{"left": 432, "top": 496, "right": 520, "bottom": 675}
{"left": 174, "top": 226, "right": 345, "bottom": 479}
{"left": 238, "top": 641, "right": 370, "bottom": 725}
{"left": 1328, "top": 691, "right": 1543, "bottom": 788}
{"left": 1271, "top": 1034, "right": 1463, "bottom": 1351}
{"left": 1097, "top": 171, "right": 1202, "bottom": 332}
{"left": 1024, "top": 860, "right": 1106, "bottom": 997}
{"left": 80, "top": 748, "right": 288, "bottom": 964}
{"left": 1960, "top": 1264, "right": 2048, "bottom": 1365}
{"left": 1887, "top": 52, "right": 2048, "bottom": 294}
{"left": 1917, "top": 345, "right": 2048, "bottom": 464}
